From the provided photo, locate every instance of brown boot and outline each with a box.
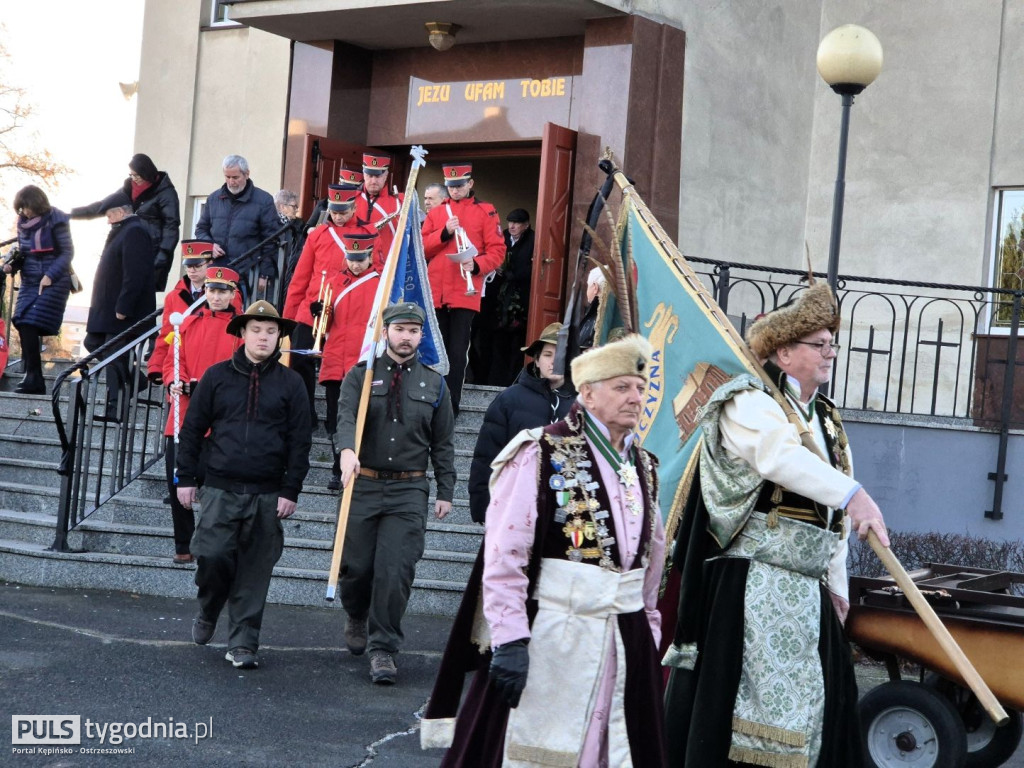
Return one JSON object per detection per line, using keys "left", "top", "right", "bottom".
{"left": 344, "top": 615, "right": 367, "bottom": 656}
{"left": 369, "top": 650, "right": 397, "bottom": 685}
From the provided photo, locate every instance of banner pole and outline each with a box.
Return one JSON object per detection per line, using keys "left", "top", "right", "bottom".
{"left": 325, "top": 146, "right": 427, "bottom": 601}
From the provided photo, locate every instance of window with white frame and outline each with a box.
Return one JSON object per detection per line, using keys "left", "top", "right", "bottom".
{"left": 209, "top": 1, "right": 239, "bottom": 27}
{"left": 191, "top": 197, "right": 207, "bottom": 237}
{"left": 990, "top": 188, "right": 1024, "bottom": 328}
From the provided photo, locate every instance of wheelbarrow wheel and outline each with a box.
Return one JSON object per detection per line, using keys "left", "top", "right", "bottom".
{"left": 924, "top": 673, "right": 1023, "bottom": 767}
{"left": 860, "top": 680, "right": 967, "bottom": 767}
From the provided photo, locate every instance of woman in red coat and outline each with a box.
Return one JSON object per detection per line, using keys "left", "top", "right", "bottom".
{"left": 161, "top": 267, "right": 241, "bottom": 563}
{"left": 317, "top": 233, "right": 379, "bottom": 491}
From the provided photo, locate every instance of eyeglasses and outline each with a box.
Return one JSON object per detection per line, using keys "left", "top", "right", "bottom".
{"left": 128, "top": 172, "right": 143, "bottom": 181}
{"left": 793, "top": 340, "right": 841, "bottom": 356}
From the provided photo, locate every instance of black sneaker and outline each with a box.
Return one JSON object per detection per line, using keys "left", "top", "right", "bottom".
{"left": 192, "top": 614, "right": 216, "bottom": 645}
{"left": 225, "top": 648, "right": 259, "bottom": 669}
{"left": 327, "top": 474, "right": 341, "bottom": 492}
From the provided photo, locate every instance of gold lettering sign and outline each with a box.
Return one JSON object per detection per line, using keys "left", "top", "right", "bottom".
{"left": 405, "top": 76, "right": 574, "bottom": 142}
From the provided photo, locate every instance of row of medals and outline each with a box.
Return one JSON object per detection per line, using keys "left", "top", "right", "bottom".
{"left": 548, "top": 437, "right": 624, "bottom": 570}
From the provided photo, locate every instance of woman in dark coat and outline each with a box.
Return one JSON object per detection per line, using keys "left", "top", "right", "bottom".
{"left": 85, "top": 191, "right": 156, "bottom": 418}
{"left": 3, "top": 185, "right": 74, "bottom": 394}
{"left": 467, "top": 322, "right": 575, "bottom": 523}
{"left": 71, "top": 153, "right": 180, "bottom": 292}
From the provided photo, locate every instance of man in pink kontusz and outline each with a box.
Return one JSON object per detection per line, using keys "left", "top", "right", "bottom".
{"left": 421, "top": 333, "right": 668, "bottom": 767}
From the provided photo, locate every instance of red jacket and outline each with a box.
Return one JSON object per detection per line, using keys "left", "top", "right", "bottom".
{"left": 318, "top": 267, "right": 380, "bottom": 383}
{"left": 161, "top": 308, "right": 240, "bottom": 436}
{"left": 283, "top": 221, "right": 376, "bottom": 328}
{"left": 356, "top": 187, "right": 403, "bottom": 269}
{"left": 421, "top": 195, "right": 505, "bottom": 311}
{"left": 148, "top": 277, "right": 242, "bottom": 379}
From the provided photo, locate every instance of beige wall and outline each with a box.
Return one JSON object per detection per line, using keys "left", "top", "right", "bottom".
{"left": 138, "top": 0, "right": 1024, "bottom": 292}
{"left": 805, "top": 1, "right": 1005, "bottom": 286}
{"left": 188, "top": 26, "right": 291, "bottom": 206}
{"left": 136, "top": 0, "right": 291, "bottom": 266}
{"left": 135, "top": 1, "right": 202, "bottom": 251}
{"left": 671, "top": 1, "right": 822, "bottom": 267}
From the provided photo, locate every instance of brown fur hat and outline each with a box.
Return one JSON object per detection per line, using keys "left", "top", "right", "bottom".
{"left": 571, "top": 333, "right": 653, "bottom": 387}
{"left": 746, "top": 282, "right": 840, "bottom": 359}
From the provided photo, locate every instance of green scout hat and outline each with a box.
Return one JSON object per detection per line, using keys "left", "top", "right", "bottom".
{"left": 521, "top": 322, "right": 562, "bottom": 357}
{"left": 382, "top": 302, "right": 425, "bottom": 325}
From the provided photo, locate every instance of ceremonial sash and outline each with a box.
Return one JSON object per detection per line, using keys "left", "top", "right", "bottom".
{"left": 327, "top": 225, "right": 348, "bottom": 254}
{"left": 332, "top": 270, "right": 378, "bottom": 311}
{"left": 503, "top": 558, "right": 643, "bottom": 768}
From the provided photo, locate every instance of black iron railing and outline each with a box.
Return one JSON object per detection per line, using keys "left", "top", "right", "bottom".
{"left": 689, "top": 258, "right": 1024, "bottom": 521}
{"left": 49, "top": 315, "right": 167, "bottom": 551}
{"left": 48, "top": 249, "right": 1024, "bottom": 545}
{"left": 691, "top": 259, "right": 1020, "bottom": 420}
{"left": 48, "top": 226, "right": 294, "bottom": 550}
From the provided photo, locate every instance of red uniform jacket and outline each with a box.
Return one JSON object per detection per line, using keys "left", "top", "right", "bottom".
{"left": 421, "top": 195, "right": 505, "bottom": 311}
{"left": 161, "top": 308, "right": 241, "bottom": 436}
{"left": 356, "top": 187, "right": 403, "bottom": 270}
{"left": 283, "top": 221, "right": 376, "bottom": 328}
{"left": 148, "top": 277, "right": 242, "bottom": 378}
{"left": 318, "top": 267, "right": 380, "bottom": 383}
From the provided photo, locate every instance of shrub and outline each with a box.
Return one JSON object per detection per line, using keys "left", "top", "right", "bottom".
{"left": 849, "top": 530, "right": 1024, "bottom": 595}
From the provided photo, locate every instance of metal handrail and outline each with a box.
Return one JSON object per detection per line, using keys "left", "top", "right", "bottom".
{"left": 683, "top": 258, "right": 1023, "bottom": 419}
{"left": 685, "top": 257, "right": 1024, "bottom": 521}
{"left": 49, "top": 226, "right": 292, "bottom": 550}
{"left": 48, "top": 248, "right": 1024, "bottom": 548}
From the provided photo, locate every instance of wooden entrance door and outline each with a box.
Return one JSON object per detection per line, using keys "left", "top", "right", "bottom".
{"left": 298, "top": 135, "right": 407, "bottom": 221}
{"left": 527, "top": 123, "right": 577, "bottom": 344}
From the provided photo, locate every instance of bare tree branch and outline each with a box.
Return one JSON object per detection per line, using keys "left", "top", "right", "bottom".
{"left": 0, "top": 29, "right": 72, "bottom": 206}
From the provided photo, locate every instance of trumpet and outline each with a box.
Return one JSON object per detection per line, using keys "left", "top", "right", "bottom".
{"left": 454, "top": 227, "right": 478, "bottom": 296}
{"left": 311, "top": 270, "right": 333, "bottom": 352}
{"left": 375, "top": 208, "right": 401, "bottom": 232}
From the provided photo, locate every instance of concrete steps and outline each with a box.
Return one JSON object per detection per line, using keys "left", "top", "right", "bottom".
{"left": 0, "top": 360, "right": 495, "bottom": 616}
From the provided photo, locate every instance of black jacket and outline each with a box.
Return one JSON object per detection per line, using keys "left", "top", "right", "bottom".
{"left": 72, "top": 172, "right": 181, "bottom": 267}
{"left": 502, "top": 226, "right": 534, "bottom": 296}
{"left": 86, "top": 216, "right": 156, "bottom": 334}
{"left": 176, "top": 347, "right": 311, "bottom": 501}
{"left": 195, "top": 179, "right": 281, "bottom": 278}
{"left": 278, "top": 216, "right": 308, "bottom": 302}
{"left": 467, "top": 366, "right": 574, "bottom": 522}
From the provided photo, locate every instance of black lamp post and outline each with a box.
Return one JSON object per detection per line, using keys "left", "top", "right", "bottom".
{"left": 816, "top": 25, "right": 883, "bottom": 292}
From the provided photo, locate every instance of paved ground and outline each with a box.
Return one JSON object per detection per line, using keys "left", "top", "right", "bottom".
{"left": 2, "top": 583, "right": 448, "bottom": 767}
{"left": 2, "top": 582, "right": 1021, "bottom": 767}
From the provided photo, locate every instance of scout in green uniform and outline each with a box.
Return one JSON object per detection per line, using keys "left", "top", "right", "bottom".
{"left": 336, "top": 302, "right": 456, "bottom": 684}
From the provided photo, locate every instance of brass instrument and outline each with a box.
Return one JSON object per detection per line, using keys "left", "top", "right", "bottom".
{"left": 311, "top": 270, "right": 333, "bottom": 352}
{"left": 454, "top": 227, "right": 478, "bottom": 296}
{"left": 374, "top": 208, "right": 401, "bottom": 232}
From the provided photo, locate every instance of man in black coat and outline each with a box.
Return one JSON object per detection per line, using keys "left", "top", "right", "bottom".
{"left": 194, "top": 154, "right": 282, "bottom": 301}
{"left": 486, "top": 208, "right": 535, "bottom": 386}
{"left": 467, "top": 322, "right": 574, "bottom": 523}
{"left": 71, "top": 154, "right": 181, "bottom": 292}
{"left": 176, "top": 300, "right": 311, "bottom": 670}
{"left": 85, "top": 190, "right": 156, "bottom": 419}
